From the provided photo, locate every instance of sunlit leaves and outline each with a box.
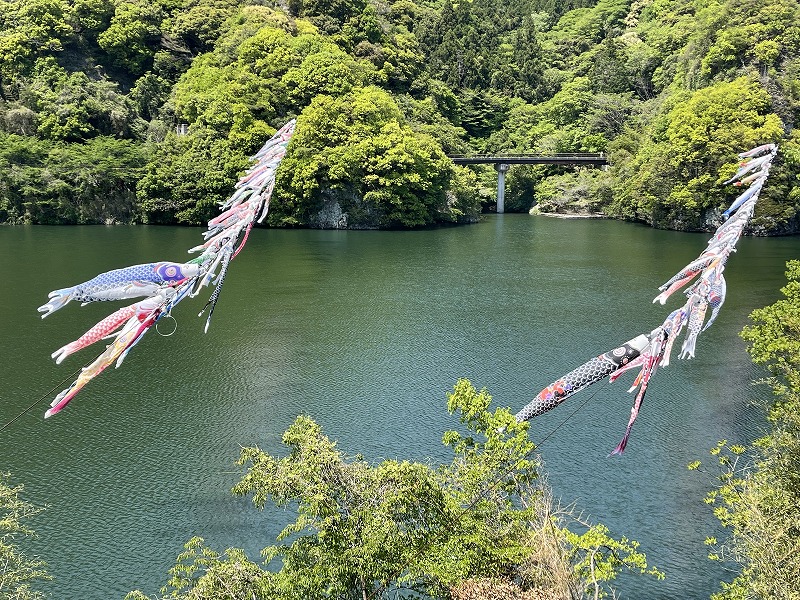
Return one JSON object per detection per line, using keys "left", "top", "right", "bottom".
{"left": 97, "top": 1, "right": 165, "bottom": 74}
{"left": 0, "top": 472, "right": 50, "bottom": 599}
{"left": 0, "top": 0, "right": 72, "bottom": 83}
{"left": 168, "top": 1, "right": 238, "bottom": 54}
{"left": 138, "top": 127, "right": 247, "bottom": 225}
{"left": 612, "top": 76, "right": 784, "bottom": 227}
{"left": 141, "top": 380, "right": 658, "bottom": 599}
{"left": 741, "top": 260, "right": 800, "bottom": 395}
{"left": 0, "top": 0, "right": 797, "bottom": 229}
{"left": 564, "top": 523, "right": 664, "bottom": 598}
{"left": 272, "top": 85, "right": 478, "bottom": 227}
{"left": 694, "top": 263, "right": 800, "bottom": 599}
{"left": 281, "top": 48, "right": 368, "bottom": 107}
{"left": 26, "top": 58, "right": 142, "bottom": 141}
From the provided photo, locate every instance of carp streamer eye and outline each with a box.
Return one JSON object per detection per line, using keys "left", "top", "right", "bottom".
{"left": 36, "top": 120, "right": 296, "bottom": 418}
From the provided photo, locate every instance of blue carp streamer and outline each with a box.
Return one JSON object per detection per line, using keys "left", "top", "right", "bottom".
{"left": 38, "top": 121, "right": 296, "bottom": 418}
{"left": 515, "top": 144, "right": 778, "bottom": 454}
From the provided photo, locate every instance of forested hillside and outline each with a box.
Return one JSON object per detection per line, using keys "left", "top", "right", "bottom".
{"left": 0, "top": 0, "right": 798, "bottom": 231}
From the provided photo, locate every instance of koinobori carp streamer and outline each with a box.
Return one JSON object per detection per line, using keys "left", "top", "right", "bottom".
{"left": 38, "top": 120, "right": 296, "bottom": 418}
{"left": 515, "top": 144, "right": 778, "bottom": 454}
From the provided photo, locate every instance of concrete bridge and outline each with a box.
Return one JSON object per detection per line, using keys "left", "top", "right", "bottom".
{"left": 447, "top": 153, "right": 608, "bottom": 213}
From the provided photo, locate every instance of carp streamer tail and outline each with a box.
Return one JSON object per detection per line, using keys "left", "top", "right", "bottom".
{"left": 38, "top": 121, "right": 295, "bottom": 418}
{"left": 514, "top": 144, "right": 778, "bottom": 454}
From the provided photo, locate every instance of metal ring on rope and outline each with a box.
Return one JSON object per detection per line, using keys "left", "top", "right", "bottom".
{"left": 156, "top": 314, "right": 178, "bottom": 337}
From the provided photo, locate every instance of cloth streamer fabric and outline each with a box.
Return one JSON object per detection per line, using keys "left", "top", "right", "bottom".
{"left": 514, "top": 144, "right": 778, "bottom": 454}
{"left": 38, "top": 120, "right": 296, "bottom": 418}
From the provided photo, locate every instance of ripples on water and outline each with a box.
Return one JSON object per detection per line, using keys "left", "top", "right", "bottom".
{"left": 0, "top": 217, "right": 794, "bottom": 598}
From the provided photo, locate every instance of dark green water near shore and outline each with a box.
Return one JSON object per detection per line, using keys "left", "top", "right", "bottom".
{"left": 1, "top": 216, "right": 797, "bottom": 598}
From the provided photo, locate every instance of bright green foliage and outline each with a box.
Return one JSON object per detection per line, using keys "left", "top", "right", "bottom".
{"left": 488, "top": 78, "right": 616, "bottom": 154}
{"left": 150, "top": 11, "right": 360, "bottom": 223}
{"left": 280, "top": 48, "right": 369, "bottom": 108}
{"left": 612, "top": 77, "right": 785, "bottom": 228}
{"left": 64, "top": 0, "right": 115, "bottom": 35}
{"left": 543, "top": 0, "right": 630, "bottom": 69}
{"left": 0, "top": 0, "right": 798, "bottom": 227}
{"left": 124, "top": 540, "right": 268, "bottom": 600}
{"left": 564, "top": 523, "right": 664, "bottom": 599}
{"left": 0, "top": 472, "right": 50, "bottom": 599}
{"left": 24, "top": 58, "right": 143, "bottom": 142}
{"left": 394, "top": 93, "right": 470, "bottom": 155}
{"left": 133, "top": 379, "right": 659, "bottom": 599}
{"left": 168, "top": 0, "right": 239, "bottom": 55}
{"left": 170, "top": 9, "right": 373, "bottom": 129}
{"left": 371, "top": 32, "right": 425, "bottom": 91}
{"left": 696, "top": 0, "right": 800, "bottom": 83}
{"left": 97, "top": 0, "right": 166, "bottom": 75}
{"left": 272, "top": 86, "right": 479, "bottom": 227}
{"left": 741, "top": 260, "right": 800, "bottom": 394}
{"left": 138, "top": 127, "right": 249, "bottom": 225}
{"left": 0, "top": 0, "right": 72, "bottom": 85}
{"left": 698, "top": 261, "right": 800, "bottom": 598}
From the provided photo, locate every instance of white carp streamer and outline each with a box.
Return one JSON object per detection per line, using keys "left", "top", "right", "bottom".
{"left": 515, "top": 144, "right": 778, "bottom": 455}
{"left": 39, "top": 120, "right": 296, "bottom": 418}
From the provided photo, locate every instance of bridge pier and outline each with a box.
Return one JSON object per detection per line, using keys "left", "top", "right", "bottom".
{"left": 495, "top": 163, "right": 509, "bottom": 214}
{"left": 447, "top": 153, "right": 609, "bottom": 213}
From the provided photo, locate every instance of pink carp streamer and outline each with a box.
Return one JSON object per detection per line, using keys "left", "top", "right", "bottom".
{"left": 515, "top": 144, "right": 778, "bottom": 454}
{"left": 39, "top": 120, "right": 296, "bottom": 418}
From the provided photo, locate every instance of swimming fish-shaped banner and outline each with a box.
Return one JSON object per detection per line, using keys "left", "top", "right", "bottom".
{"left": 516, "top": 143, "right": 778, "bottom": 454}
{"left": 514, "top": 334, "right": 650, "bottom": 421}
{"left": 39, "top": 120, "right": 296, "bottom": 417}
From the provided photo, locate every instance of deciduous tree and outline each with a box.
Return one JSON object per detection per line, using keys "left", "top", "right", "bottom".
{"left": 128, "top": 380, "right": 661, "bottom": 599}
{"left": 0, "top": 472, "right": 49, "bottom": 599}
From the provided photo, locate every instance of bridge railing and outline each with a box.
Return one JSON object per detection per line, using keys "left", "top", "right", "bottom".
{"left": 448, "top": 153, "right": 609, "bottom": 213}
{"left": 447, "top": 153, "right": 608, "bottom": 165}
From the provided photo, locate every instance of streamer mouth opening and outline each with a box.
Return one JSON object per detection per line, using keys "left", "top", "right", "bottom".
{"left": 156, "top": 314, "right": 178, "bottom": 337}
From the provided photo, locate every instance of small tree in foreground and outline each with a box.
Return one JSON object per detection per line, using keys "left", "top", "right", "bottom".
{"left": 697, "top": 260, "right": 800, "bottom": 599}
{"left": 130, "top": 379, "right": 661, "bottom": 599}
{"left": 0, "top": 472, "right": 49, "bottom": 599}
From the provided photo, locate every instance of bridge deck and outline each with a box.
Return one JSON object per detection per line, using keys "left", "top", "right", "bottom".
{"left": 448, "top": 153, "right": 608, "bottom": 166}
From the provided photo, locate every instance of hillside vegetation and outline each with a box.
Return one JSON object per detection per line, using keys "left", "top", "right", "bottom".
{"left": 0, "top": 0, "right": 798, "bottom": 230}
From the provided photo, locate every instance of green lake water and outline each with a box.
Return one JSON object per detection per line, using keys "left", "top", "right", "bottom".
{"left": 1, "top": 216, "right": 798, "bottom": 598}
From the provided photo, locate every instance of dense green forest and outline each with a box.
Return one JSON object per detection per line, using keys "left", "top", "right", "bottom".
{"left": 0, "top": 0, "right": 798, "bottom": 230}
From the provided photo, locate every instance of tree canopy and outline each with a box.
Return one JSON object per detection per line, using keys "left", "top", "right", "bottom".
{"left": 0, "top": 472, "right": 49, "bottom": 599}
{"left": 0, "top": 0, "right": 798, "bottom": 228}
{"left": 127, "top": 379, "right": 661, "bottom": 600}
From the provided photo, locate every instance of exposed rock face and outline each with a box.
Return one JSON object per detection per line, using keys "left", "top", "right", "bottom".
{"left": 308, "top": 190, "right": 382, "bottom": 229}
{"left": 306, "top": 187, "right": 481, "bottom": 229}
{"left": 748, "top": 215, "right": 800, "bottom": 236}
{"left": 680, "top": 207, "right": 800, "bottom": 236}
{"left": 309, "top": 200, "right": 349, "bottom": 229}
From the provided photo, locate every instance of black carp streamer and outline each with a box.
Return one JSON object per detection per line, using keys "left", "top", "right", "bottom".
{"left": 37, "top": 121, "right": 296, "bottom": 418}
{"left": 515, "top": 144, "right": 779, "bottom": 455}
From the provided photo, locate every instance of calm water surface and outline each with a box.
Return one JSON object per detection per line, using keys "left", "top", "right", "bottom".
{"left": 1, "top": 216, "right": 797, "bottom": 598}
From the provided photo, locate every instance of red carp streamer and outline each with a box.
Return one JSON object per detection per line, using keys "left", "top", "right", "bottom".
{"left": 38, "top": 121, "right": 296, "bottom": 417}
